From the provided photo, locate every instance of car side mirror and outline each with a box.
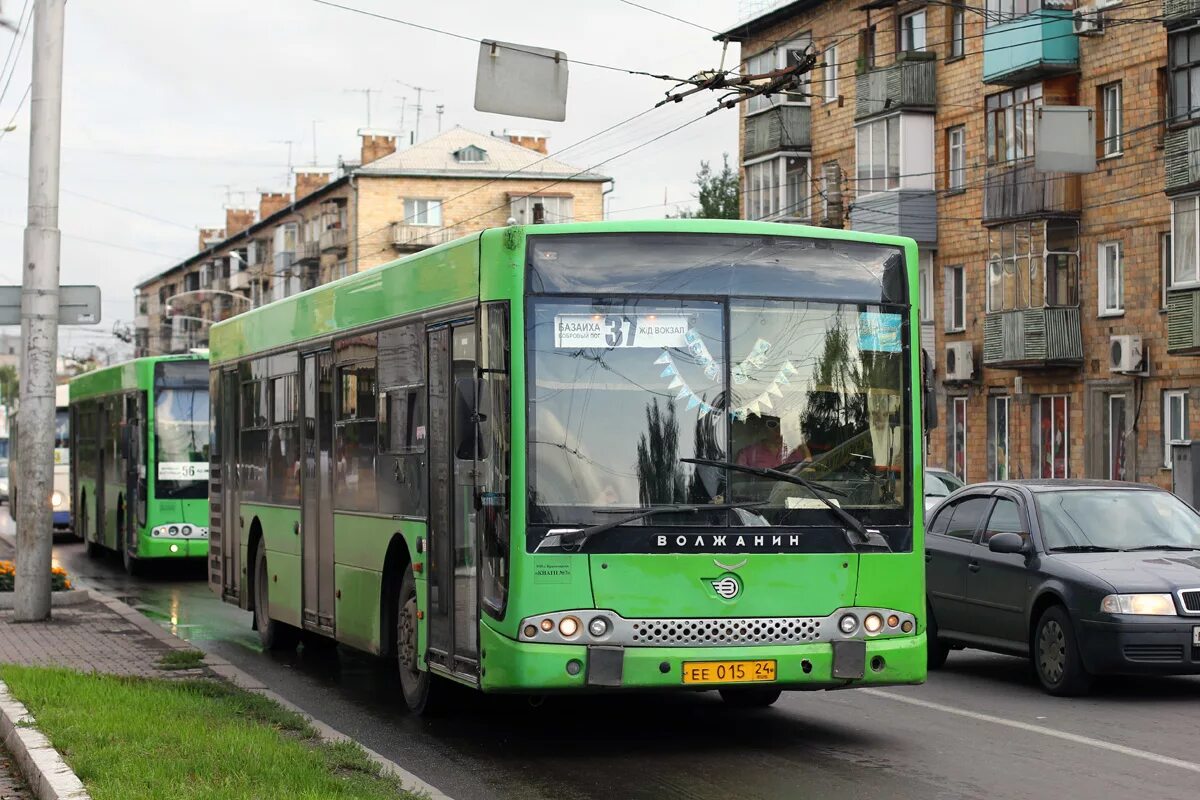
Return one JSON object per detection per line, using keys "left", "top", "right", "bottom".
{"left": 988, "top": 532, "right": 1027, "bottom": 555}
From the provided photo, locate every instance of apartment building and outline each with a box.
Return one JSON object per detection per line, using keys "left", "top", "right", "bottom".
{"left": 134, "top": 128, "right": 608, "bottom": 356}
{"left": 723, "top": 0, "right": 1196, "bottom": 489}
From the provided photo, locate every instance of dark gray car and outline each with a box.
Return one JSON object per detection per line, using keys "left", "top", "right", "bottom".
{"left": 925, "top": 480, "right": 1200, "bottom": 695}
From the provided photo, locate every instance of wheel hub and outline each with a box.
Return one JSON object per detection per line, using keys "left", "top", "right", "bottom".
{"left": 1038, "top": 620, "right": 1066, "bottom": 683}
{"left": 398, "top": 595, "right": 418, "bottom": 673}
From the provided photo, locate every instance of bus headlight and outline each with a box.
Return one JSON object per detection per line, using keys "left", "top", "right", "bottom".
{"left": 863, "top": 613, "right": 883, "bottom": 634}
{"left": 50, "top": 491, "right": 63, "bottom": 508}
{"left": 838, "top": 614, "right": 858, "bottom": 634}
{"left": 168, "top": 526, "right": 179, "bottom": 536}
{"left": 181, "top": 526, "right": 192, "bottom": 536}
{"left": 558, "top": 616, "right": 581, "bottom": 638}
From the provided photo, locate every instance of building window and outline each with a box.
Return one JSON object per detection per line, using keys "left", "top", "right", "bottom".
{"left": 855, "top": 116, "right": 899, "bottom": 196}
{"left": 454, "top": 145, "right": 487, "bottom": 163}
{"left": 950, "top": 396, "right": 968, "bottom": 482}
{"left": 949, "top": 0, "right": 966, "bottom": 58}
{"left": 947, "top": 125, "right": 966, "bottom": 192}
{"left": 985, "top": 0, "right": 1042, "bottom": 27}
{"left": 511, "top": 195, "right": 575, "bottom": 225}
{"left": 1034, "top": 394, "right": 1069, "bottom": 479}
{"left": 1107, "top": 394, "right": 1127, "bottom": 481}
{"left": 1169, "top": 30, "right": 1200, "bottom": 123}
{"left": 988, "top": 395, "right": 1010, "bottom": 480}
{"left": 1098, "top": 241, "right": 1123, "bottom": 316}
{"left": 1162, "top": 232, "right": 1174, "bottom": 309}
{"left": 986, "top": 220, "right": 1079, "bottom": 312}
{"left": 404, "top": 198, "right": 442, "bottom": 226}
{"left": 918, "top": 252, "right": 933, "bottom": 322}
{"left": 945, "top": 264, "right": 965, "bottom": 331}
{"left": 745, "top": 156, "right": 809, "bottom": 221}
{"left": 1098, "top": 82, "right": 1123, "bottom": 158}
{"left": 746, "top": 37, "right": 812, "bottom": 114}
{"left": 899, "top": 9, "right": 927, "bottom": 52}
{"left": 1165, "top": 390, "right": 1189, "bottom": 468}
{"left": 1172, "top": 196, "right": 1200, "bottom": 285}
{"left": 986, "top": 84, "right": 1042, "bottom": 166}
{"left": 823, "top": 45, "right": 838, "bottom": 102}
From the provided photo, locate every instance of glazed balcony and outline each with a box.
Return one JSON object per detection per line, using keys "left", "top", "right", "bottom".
{"left": 982, "top": 158, "right": 1080, "bottom": 224}
{"left": 982, "top": 9, "right": 1078, "bottom": 86}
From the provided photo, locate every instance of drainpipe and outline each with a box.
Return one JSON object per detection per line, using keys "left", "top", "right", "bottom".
{"left": 350, "top": 172, "right": 358, "bottom": 274}
{"left": 602, "top": 178, "right": 615, "bottom": 220}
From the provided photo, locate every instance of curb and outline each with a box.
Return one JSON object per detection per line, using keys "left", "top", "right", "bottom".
{"left": 87, "top": 589, "right": 453, "bottom": 800}
{"left": 0, "top": 590, "right": 90, "bottom": 610}
{"left": 0, "top": 679, "right": 89, "bottom": 800}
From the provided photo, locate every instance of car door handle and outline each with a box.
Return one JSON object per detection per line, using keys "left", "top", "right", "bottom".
{"left": 968, "top": 561, "right": 981, "bottom": 572}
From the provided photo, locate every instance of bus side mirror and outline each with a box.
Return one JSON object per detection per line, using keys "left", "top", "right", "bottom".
{"left": 922, "top": 350, "right": 938, "bottom": 432}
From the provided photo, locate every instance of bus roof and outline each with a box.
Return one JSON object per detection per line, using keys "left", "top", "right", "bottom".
{"left": 68, "top": 354, "right": 207, "bottom": 402}
{"left": 208, "top": 219, "right": 917, "bottom": 366}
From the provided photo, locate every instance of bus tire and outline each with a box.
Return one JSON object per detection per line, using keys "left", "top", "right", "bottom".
{"left": 253, "top": 544, "right": 298, "bottom": 652}
{"left": 119, "top": 501, "right": 140, "bottom": 576}
{"left": 397, "top": 566, "right": 441, "bottom": 714}
{"left": 927, "top": 601, "right": 950, "bottom": 670}
{"left": 718, "top": 687, "right": 782, "bottom": 708}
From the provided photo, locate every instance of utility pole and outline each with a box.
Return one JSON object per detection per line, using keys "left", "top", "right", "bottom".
{"left": 15, "top": 0, "right": 66, "bottom": 622}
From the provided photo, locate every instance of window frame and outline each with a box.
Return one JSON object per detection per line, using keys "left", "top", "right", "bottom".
{"left": 985, "top": 0, "right": 1043, "bottom": 27}
{"left": 918, "top": 252, "right": 934, "bottom": 322}
{"left": 1097, "top": 241, "right": 1123, "bottom": 317}
{"left": 899, "top": 8, "right": 928, "bottom": 53}
{"left": 744, "top": 154, "right": 810, "bottom": 221}
{"left": 988, "top": 395, "right": 1010, "bottom": 480}
{"left": 855, "top": 114, "right": 901, "bottom": 197}
{"left": 946, "top": 125, "right": 966, "bottom": 192}
{"left": 403, "top": 198, "right": 443, "bottom": 227}
{"left": 949, "top": 0, "right": 966, "bottom": 59}
{"left": 823, "top": 44, "right": 839, "bottom": 103}
{"left": 1164, "top": 389, "right": 1189, "bottom": 468}
{"left": 946, "top": 264, "right": 966, "bottom": 331}
{"left": 746, "top": 38, "right": 813, "bottom": 115}
{"left": 1100, "top": 81, "right": 1123, "bottom": 158}
{"left": 1034, "top": 394, "right": 1070, "bottom": 479}
{"left": 1168, "top": 28, "right": 1200, "bottom": 125}
{"left": 1172, "top": 196, "right": 1200, "bottom": 287}
{"left": 1107, "top": 393, "right": 1127, "bottom": 481}
{"left": 985, "top": 84, "right": 1043, "bottom": 166}
{"left": 950, "top": 395, "right": 968, "bottom": 482}
{"left": 1162, "top": 231, "right": 1174, "bottom": 310}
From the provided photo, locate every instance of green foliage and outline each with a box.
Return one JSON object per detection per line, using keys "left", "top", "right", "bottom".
{"left": 675, "top": 154, "right": 740, "bottom": 219}
{"left": 156, "top": 649, "right": 206, "bottom": 671}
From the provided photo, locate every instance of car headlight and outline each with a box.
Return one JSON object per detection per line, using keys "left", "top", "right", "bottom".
{"left": 1100, "top": 593, "right": 1177, "bottom": 616}
{"left": 50, "top": 491, "right": 63, "bottom": 508}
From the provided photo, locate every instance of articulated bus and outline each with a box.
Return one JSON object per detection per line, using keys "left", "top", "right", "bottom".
{"left": 208, "top": 220, "right": 926, "bottom": 712}
{"left": 10, "top": 384, "right": 72, "bottom": 530}
{"left": 70, "top": 355, "right": 210, "bottom": 574}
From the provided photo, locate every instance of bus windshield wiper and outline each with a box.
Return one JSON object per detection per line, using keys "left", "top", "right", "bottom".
{"left": 533, "top": 501, "right": 767, "bottom": 553}
{"left": 1047, "top": 545, "right": 1123, "bottom": 553}
{"left": 1122, "top": 544, "right": 1200, "bottom": 552}
{"left": 681, "top": 457, "right": 890, "bottom": 553}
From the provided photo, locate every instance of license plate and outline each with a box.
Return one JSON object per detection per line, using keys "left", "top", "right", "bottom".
{"left": 1193, "top": 626, "right": 1200, "bottom": 646}
{"left": 681, "top": 659, "right": 776, "bottom": 685}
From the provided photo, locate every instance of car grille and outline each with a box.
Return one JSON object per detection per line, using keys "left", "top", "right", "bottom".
{"left": 1179, "top": 589, "right": 1200, "bottom": 613}
{"left": 1123, "top": 644, "right": 1185, "bottom": 663}
{"left": 630, "top": 617, "right": 823, "bottom": 646}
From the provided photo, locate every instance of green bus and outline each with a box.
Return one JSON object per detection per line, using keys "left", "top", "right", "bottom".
{"left": 70, "top": 355, "right": 210, "bottom": 574}
{"left": 208, "top": 220, "right": 927, "bottom": 712}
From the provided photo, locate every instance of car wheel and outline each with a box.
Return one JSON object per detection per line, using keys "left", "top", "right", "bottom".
{"left": 718, "top": 687, "right": 783, "bottom": 708}
{"left": 254, "top": 545, "right": 298, "bottom": 652}
{"left": 397, "top": 566, "right": 444, "bottom": 714}
{"left": 1034, "top": 605, "right": 1092, "bottom": 696}
{"left": 926, "top": 602, "right": 950, "bottom": 670}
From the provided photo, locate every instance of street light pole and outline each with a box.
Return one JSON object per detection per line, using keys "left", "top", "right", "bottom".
{"left": 15, "top": 0, "right": 66, "bottom": 622}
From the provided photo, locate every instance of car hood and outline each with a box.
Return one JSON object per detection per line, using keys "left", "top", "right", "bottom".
{"left": 1058, "top": 551, "right": 1200, "bottom": 592}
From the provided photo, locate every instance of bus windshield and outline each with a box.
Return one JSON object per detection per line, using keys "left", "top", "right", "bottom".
{"left": 526, "top": 235, "right": 910, "bottom": 545}
{"left": 154, "top": 363, "right": 209, "bottom": 499}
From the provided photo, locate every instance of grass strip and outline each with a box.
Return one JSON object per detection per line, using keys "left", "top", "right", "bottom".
{"left": 0, "top": 665, "right": 422, "bottom": 800}
{"left": 156, "top": 650, "right": 206, "bottom": 671}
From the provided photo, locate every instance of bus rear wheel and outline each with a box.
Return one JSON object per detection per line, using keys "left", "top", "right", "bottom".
{"left": 254, "top": 545, "right": 298, "bottom": 652}
{"left": 718, "top": 687, "right": 782, "bottom": 708}
{"left": 397, "top": 567, "right": 441, "bottom": 714}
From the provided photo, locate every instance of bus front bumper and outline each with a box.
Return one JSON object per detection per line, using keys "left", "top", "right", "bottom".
{"left": 478, "top": 625, "right": 926, "bottom": 692}
{"left": 134, "top": 529, "right": 209, "bottom": 559}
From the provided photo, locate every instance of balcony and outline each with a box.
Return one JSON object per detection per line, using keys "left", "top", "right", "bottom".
{"left": 982, "top": 307, "right": 1083, "bottom": 368}
{"left": 298, "top": 240, "right": 320, "bottom": 264}
{"left": 228, "top": 269, "right": 250, "bottom": 291}
{"left": 982, "top": 159, "right": 1080, "bottom": 224}
{"left": 1165, "top": 127, "right": 1200, "bottom": 195}
{"left": 1163, "top": 0, "right": 1200, "bottom": 26}
{"left": 320, "top": 227, "right": 348, "bottom": 253}
{"left": 849, "top": 190, "right": 936, "bottom": 245}
{"left": 1167, "top": 286, "right": 1200, "bottom": 354}
{"left": 854, "top": 53, "right": 936, "bottom": 121}
{"left": 982, "top": 10, "right": 1078, "bottom": 86}
{"left": 743, "top": 105, "right": 810, "bottom": 161}
{"left": 392, "top": 223, "right": 459, "bottom": 251}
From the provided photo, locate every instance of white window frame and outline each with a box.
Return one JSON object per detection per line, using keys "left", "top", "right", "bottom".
{"left": 744, "top": 154, "right": 810, "bottom": 221}
{"left": 1035, "top": 394, "right": 1070, "bottom": 479}
{"left": 1101, "top": 82, "right": 1123, "bottom": 157}
{"left": 918, "top": 252, "right": 934, "bottom": 322}
{"left": 404, "top": 198, "right": 443, "bottom": 227}
{"left": 855, "top": 115, "right": 900, "bottom": 197}
{"left": 900, "top": 9, "right": 927, "bottom": 52}
{"left": 1172, "top": 196, "right": 1200, "bottom": 287}
{"left": 989, "top": 395, "right": 1010, "bottom": 480}
{"left": 1108, "top": 394, "right": 1127, "bottom": 481}
{"left": 1162, "top": 232, "right": 1174, "bottom": 309}
{"left": 950, "top": 0, "right": 966, "bottom": 58}
{"left": 950, "top": 396, "right": 968, "bottom": 482}
{"left": 746, "top": 37, "right": 812, "bottom": 115}
{"left": 823, "top": 45, "right": 838, "bottom": 103}
{"left": 1164, "top": 389, "right": 1189, "bottom": 468}
{"left": 947, "top": 125, "right": 965, "bottom": 192}
{"left": 1098, "top": 241, "right": 1123, "bottom": 316}
{"left": 945, "top": 265, "right": 966, "bottom": 332}
{"left": 511, "top": 195, "right": 575, "bottom": 225}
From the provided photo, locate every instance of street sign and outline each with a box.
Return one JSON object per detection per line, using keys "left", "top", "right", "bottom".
{"left": 474, "top": 40, "right": 569, "bottom": 122}
{"left": 0, "top": 284, "right": 101, "bottom": 325}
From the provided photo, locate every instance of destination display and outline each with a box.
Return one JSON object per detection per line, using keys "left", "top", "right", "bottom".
{"left": 158, "top": 461, "right": 210, "bottom": 481}
{"left": 554, "top": 313, "right": 690, "bottom": 349}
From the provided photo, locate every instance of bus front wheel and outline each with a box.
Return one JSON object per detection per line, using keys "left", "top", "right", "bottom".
{"left": 397, "top": 566, "right": 441, "bottom": 714}
{"left": 253, "top": 545, "right": 298, "bottom": 652}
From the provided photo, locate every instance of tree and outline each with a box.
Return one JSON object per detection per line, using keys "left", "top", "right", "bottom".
{"left": 673, "top": 154, "right": 740, "bottom": 219}
{"left": 635, "top": 399, "right": 686, "bottom": 506}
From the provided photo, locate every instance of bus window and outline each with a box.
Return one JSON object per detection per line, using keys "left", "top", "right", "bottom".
{"left": 335, "top": 362, "right": 378, "bottom": 512}
{"left": 479, "top": 302, "right": 510, "bottom": 619}
{"left": 378, "top": 322, "right": 427, "bottom": 518}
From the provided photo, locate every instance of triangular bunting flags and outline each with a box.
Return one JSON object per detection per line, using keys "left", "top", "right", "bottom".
{"left": 654, "top": 352, "right": 671, "bottom": 365}
{"left": 768, "top": 382, "right": 784, "bottom": 398}
{"left": 660, "top": 364, "right": 677, "bottom": 378}
{"left": 668, "top": 375, "right": 684, "bottom": 389}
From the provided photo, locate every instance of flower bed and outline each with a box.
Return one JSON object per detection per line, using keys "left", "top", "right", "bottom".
{"left": 0, "top": 561, "right": 71, "bottom": 592}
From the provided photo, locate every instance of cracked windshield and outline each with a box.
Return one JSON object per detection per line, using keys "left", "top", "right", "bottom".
{"left": 528, "top": 297, "right": 906, "bottom": 527}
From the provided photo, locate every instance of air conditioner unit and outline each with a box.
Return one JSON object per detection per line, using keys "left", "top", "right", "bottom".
{"left": 1073, "top": 6, "right": 1104, "bottom": 35}
{"left": 1092, "top": 0, "right": 1119, "bottom": 10}
{"left": 1109, "top": 335, "right": 1144, "bottom": 373}
{"left": 945, "top": 342, "right": 975, "bottom": 382}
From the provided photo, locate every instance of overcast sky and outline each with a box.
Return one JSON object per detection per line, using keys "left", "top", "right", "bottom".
{"left": 0, "top": 0, "right": 748, "bottom": 360}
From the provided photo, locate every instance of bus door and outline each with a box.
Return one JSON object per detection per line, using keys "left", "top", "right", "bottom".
{"left": 426, "top": 320, "right": 480, "bottom": 676}
{"left": 214, "top": 368, "right": 241, "bottom": 602}
{"left": 125, "top": 393, "right": 145, "bottom": 536}
{"left": 301, "top": 351, "right": 336, "bottom": 632}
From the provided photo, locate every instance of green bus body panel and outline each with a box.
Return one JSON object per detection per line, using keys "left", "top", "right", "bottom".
{"left": 243, "top": 503, "right": 303, "bottom": 628}
{"left": 69, "top": 354, "right": 210, "bottom": 561}
{"left": 214, "top": 220, "right": 926, "bottom": 692}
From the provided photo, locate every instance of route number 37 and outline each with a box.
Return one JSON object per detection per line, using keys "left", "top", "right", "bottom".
{"left": 604, "top": 316, "right": 637, "bottom": 347}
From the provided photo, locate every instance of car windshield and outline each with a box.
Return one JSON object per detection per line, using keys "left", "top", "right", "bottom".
{"left": 925, "top": 472, "right": 952, "bottom": 497}
{"left": 1036, "top": 489, "right": 1200, "bottom": 551}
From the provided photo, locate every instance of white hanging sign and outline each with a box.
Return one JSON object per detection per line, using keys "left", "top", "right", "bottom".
{"left": 554, "top": 314, "right": 690, "bottom": 349}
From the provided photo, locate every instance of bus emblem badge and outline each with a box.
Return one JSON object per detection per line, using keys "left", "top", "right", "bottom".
{"left": 708, "top": 575, "right": 741, "bottom": 600}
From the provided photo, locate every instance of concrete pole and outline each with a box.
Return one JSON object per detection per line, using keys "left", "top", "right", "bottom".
{"left": 14, "top": 0, "right": 65, "bottom": 622}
